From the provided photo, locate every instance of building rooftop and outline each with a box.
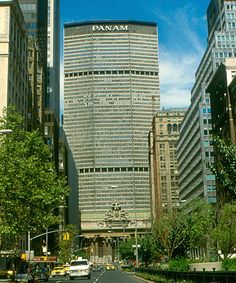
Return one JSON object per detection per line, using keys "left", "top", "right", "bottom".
{"left": 64, "top": 19, "right": 157, "bottom": 28}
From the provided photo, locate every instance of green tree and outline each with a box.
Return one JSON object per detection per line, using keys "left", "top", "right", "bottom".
{"left": 119, "top": 238, "right": 135, "bottom": 262}
{"left": 184, "top": 199, "right": 215, "bottom": 261}
{"left": 0, "top": 107, "right": 69, "bottom": 249}
{"left": 139, "top": 233, "right": 157, "bottom": 265}
{"left": 210, "top": 135, "right": 236, "bottom": 202}
{"left": 213, "top": 202, "right": 236, "bottom": 259}
{"left": 58, "top": 225, "right": 79, "bottom": 263}
{"left": 152, "top": 211, "right": 188, "bottom": 260}
{"left": 152, "top": 199, "right": 215, "bottom": 261}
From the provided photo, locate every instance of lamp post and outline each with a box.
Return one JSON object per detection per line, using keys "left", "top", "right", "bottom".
{"left": 71, "top": 235, "right": 85, "bottom": 257}
{"left": 45, "top": 205, "right": 65, "bottom": 261}
{"left": 134, "top": 217, "right": 139, "bottom": 267}
{"left": 27, "top": 205, "right": 65, "bottom": 268}
{"left": 132, "top": 182, "right": 139, "bottom": 268}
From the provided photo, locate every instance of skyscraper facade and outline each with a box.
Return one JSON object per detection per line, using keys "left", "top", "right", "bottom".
{"left": 149, "top": 109, "right": 187, "bottom": 220}
{"left": 177, "top": 0, "right": 236, "bottom": 205}
{"left": 19, "top": 0, "right": 48, "bottom": 129}
{"left": 20, "top": 0, "right": 60, "bottom": 167}
{"left": 0, "top": 0, "right": 28, "bottom": 124}
{"left": 64, "top": 21, "right": 160, "bottom": 234}
{"left": 44, "top": 0, "right": 60, "bottom": 169}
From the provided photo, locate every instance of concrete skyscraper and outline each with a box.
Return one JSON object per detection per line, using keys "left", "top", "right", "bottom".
{"left": 19, "top": 0, "right": 60, "bottom": 167}
{"left": 0, "top": 0, "right": 28, "bottom": 124}
{"left": 19, "top": 0, "right": 48, "bottom": 129}
{"left": 149, "top": 109, "right": 187, "bottom": 220}
{"left": 64, "top": 21, "right": 160, "bottom": 238}
{"left": 177, "top": 0, "right": 236, "bottom": 205}
{"left": 44, "top": 0, "right": 60, "bottom": 169}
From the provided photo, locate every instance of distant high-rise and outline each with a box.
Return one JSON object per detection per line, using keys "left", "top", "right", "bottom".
{"left": 177, "top": 0, "right": 236, "bottom": 204}
{"left": 64, "top": 21, "right": 160, "bottom": 235}
{"left": 44, "top": 0, "right": 60, "bottom": 168}
{"left": 19, "top": 0, "right": 60, "bottom": 166}
{"left": 19, "top": 0, "right": 48, "bottom": 128}
{"left": 0, "top": 0, "right": 28, "bottom": 124}
{"left": 149, "top": 109, "right": 187, "bottom": 220}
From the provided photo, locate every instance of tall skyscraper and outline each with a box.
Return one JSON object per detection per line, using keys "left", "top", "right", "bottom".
{"left": 177, "top": 0, "right": 236, "bottom": 205}
{"left": 64, "top": 21, "right": 160, "bottom": 236}
{"left": 44, "top": 0, "right": 60, "bottom": 169}
{"left": 0, "top": 0, "right": 29, "bottom": 124}
{"left": 19, "top": 0, "right": 48, "bottom": 129}
{"left": 149, "top": 109, "right": 187, "bottom": 220}
{"left": 19, "top": 0, "right": 60, "bottom": 167}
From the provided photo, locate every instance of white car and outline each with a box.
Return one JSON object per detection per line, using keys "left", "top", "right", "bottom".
{"left": 69, "top": 258, "right": 91, "bottom": 280}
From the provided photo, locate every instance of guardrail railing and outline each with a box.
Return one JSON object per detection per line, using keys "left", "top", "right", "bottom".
{"left": 136, "top": 267, "right": 236, "bottom": 283}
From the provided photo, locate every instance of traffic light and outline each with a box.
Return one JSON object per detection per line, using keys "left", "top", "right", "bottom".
{"left": 63, "top": 232, "right": 70, "bottom": 240}
{"left": 21, "top": 253, "right": 27, "bottom": 261}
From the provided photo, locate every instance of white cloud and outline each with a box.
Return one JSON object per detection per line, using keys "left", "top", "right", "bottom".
{"left": 159, "top": 47, "right": 201, "bottom": 109}
{"left": 149, "top": 2, "right": 207, "bottom": 108}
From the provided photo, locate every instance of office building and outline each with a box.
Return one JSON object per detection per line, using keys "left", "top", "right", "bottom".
{"left": 149, "top": 109, "right": 186, "bottom": 220}
{"left": 20, "top": 0, "right": 60, "bottom": 167}
{"left": 177, "top": 0, "right": 236, "bottom": 205}
{"left": 44, "top": 0, "right": 60, "bottom": 168}
{"left": 0, "top": 0, "right": 28, "bottom": 124}
{"left": 206, "top": 58, "right": 236, "bottom": 204}
{"left": 19, "top": 0, "right": 48, "bottom": 129}
{"left": 64, "top": 21, "right": 160, "bottom": 237}
{"left": 207, "top": 58, "right": 236, "bottom": 141}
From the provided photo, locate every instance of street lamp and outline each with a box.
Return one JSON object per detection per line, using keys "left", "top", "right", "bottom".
{"left": 71, "top": 235, "right": 85, "bottom": 257}
{"left": 45, "top": 205, "right": 65, "bottom": 261}
{"left": 27, "top": 205, "right": 65, "bottom": 267}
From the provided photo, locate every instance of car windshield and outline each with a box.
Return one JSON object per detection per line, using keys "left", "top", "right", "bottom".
{"left": 54, "top": 267, "right": 64, "bottom": 270}
{"left": 70, "top": 261, "right": 88, "bottom": 266}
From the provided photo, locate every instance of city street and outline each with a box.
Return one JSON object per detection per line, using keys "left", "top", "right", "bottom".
{"left": 50, "top": 270, "right": 145, "bottom": 283}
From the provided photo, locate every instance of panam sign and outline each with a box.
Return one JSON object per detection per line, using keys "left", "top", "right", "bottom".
{"left": 92, "top": 25, "right": 129, "bottom": 32}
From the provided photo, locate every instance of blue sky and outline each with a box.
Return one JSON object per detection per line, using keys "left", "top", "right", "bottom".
{"left": 60, "top": 0, "right": 210, "bottom": 109}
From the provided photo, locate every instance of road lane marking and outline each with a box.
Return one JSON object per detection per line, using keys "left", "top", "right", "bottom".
{"left": 92, "top": 270, "right": 105, "bottom": 283}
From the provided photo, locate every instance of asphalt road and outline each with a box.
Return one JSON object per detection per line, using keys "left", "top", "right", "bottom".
{"left": 50, "top": 269, "right": 145, "bottom": 283}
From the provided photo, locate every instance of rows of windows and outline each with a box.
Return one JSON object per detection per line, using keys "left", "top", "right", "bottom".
{"left": 79, "top": 167, "right": 149, "bottom": 174}
{"left": 202, "top": 107, "right": 211, "bottom": 113}
{"left": 216, "top": 34, "right": 235, "bottom": 41}
{"left": 227, "top": 22, "right": 236, "bottom": 28}
{"left": 65, "top": 69, "right": 158, "bottom": 77}
{"left": 65, "top": 33, "right": 157, "bottom": 42}
{"left": 203, "top": 118, "right": 212, "bottom": 124}
{"left": 215, "top": 51, "right": 236, "bottom": 58}
{"left": 226, "top": 4, "right": 236, "bottom": 10}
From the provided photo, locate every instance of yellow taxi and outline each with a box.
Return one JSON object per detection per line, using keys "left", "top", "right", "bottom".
{"left": 50, "top": 266, "right": 67, "bottom": 277}
{"left": 63, "top": 264, "right": 70, "bottom": 275}
{"left": 105, "top": 263, "right": 115, "bottom": 270}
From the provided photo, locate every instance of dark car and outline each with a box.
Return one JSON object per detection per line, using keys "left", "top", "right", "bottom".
{"left": 14, "top": 273, "right": 33, "bottom": 283}
{"left": 31, "top": 268, "right": 49, "bottom": 282}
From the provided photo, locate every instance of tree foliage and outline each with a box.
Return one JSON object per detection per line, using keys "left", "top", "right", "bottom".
{"left": 212, "top": 202, "right": 236, "bottom": 259}
{"left": 210, "top": 135, "right": 236, "bottom": 200}
{"left": 0, "top": 107, "right": 69, "bottom": 249}
{"left": 119, "top": 238, "right": 135, "bottom": 261}
{"left": 152, "top": 210, "right": 188, "bottom": 260}
{"left": 139, "top": 233, "right": 159, "bottom": 264}
{"left": 151, "top": 199, "right": 215, "bottom": 261}
{"left": 58, "top": 225, "right": 79, "bottom": 264}
{"left": 184, "top": 199, "right": 215, "bottom": 254}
